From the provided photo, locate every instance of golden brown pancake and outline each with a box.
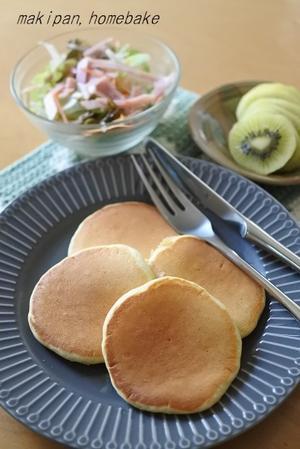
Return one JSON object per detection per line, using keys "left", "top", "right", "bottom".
{"left": 102, "top": 276, "right": 241, "bottom": 414}
{"left": 28, "top": 245, "right": 153, "bottom": 364}
{"left": 149, "top": 235, "right": 265, "bottom": 337}
{"left": 68, "top": 202, "right": 177, "bottom": 259}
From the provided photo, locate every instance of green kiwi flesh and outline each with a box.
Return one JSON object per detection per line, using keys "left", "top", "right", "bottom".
{"left": 228, "top": 113, "right": 297, "bottom": 175}
{"left": 240, "top": 98, "right": 300, "bottom": 133}
{"left": 236, "top": 83, "right": 300, "bottom": 119}
{"left": 280, "top": 133, "right": 300, "bottom": 172}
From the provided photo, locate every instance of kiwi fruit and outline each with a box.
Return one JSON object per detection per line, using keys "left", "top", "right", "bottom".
{"left": 240, "top": 99, "right": 300, "bottom": 172}
{"left": 228, "top": 113, "right": 297, "bottom": 175}
{"left": 236, "top": 83, "right": 300, "bottom": 119}
{"left": 280, "top": 133, "right": 300, "bottom": 172}
{"left": 240, "top": 98, "right": 300, "bottom": 133}
{"left": 239, "top": 98, "right": 300, "bottom": 171}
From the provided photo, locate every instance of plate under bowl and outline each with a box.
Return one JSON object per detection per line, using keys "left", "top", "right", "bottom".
{"left": 188, "top": 81, "right": 300, "bottom": 185}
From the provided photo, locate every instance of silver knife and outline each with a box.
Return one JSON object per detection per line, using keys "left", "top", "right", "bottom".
{"left": 144, "top": 138, "right": 300, "bottom": 272}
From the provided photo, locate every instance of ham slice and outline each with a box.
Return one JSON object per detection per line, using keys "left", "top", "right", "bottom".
{"left": 80, "top": 98, "right": 108, "bottom": 110}
{"left": 65, "top": 77, "right": 76, "bottom": 89}
{"left": 93, "top": 76, "right": 123, "bottom": 100}
{"left": 114, "top": 94, "right": 155, "bottom": 114}
{"left": 90, "top": 59, "right": 159, "bottom": 82}
{"left": 44, "top": 84, "right": 68, "bottom": 122}
{"left": 76, "top": 57, "right": 91, "bottom": 84}
{"left": 59, "top": 77, "right": 76, "bottom": 99}
{"left": 153, "top": 74, "right": 176, "bottom": 98}
{"left": 78, "top": 75, "right": 123, "bottom": 100}
{"left": 86, "top": 68, "right": 105, "bottom": 78}
{"left": 83, "top": 38, "right": 114, "bottom": 58}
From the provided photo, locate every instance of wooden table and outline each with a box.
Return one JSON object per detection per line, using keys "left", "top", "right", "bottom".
{"left": 0, "top": 1, "right": 299, "bottom": 448}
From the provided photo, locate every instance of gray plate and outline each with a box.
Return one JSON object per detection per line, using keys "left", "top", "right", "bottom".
{"left": 0, "top": 155, "right": 299, "bottom": 448}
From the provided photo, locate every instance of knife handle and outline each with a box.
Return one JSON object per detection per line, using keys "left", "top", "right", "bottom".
{"left": 208, "top": 235, "right": 300, "bottom": 321}
{"left": 246, "top": 221, "right": 300, "bottom": 273}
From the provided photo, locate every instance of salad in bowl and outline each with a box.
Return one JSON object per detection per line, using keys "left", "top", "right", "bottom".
{"left": 12, "top": 29, "right": 180, "bottom": 157}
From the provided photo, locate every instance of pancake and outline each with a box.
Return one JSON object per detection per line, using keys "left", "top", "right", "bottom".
{"left": 28, "top": 245, "right": 153, "bottom": 364}
{"left": 149, "top": 235, "right": 265, "bottom": 337}
{"left": 68, "top": 202, "right": 177, "bottom": 259}
{"left": 103, "top": 276, "right": 241, "bottom": 414}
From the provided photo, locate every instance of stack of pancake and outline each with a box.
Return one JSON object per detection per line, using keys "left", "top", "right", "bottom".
{"left": 29, "top": 201, "right": 265, "bottom": 414}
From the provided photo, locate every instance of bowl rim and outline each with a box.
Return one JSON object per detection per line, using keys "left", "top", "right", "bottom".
{"left": 188, "top": 80, "right": 300, "bottom": 186}
{"left": 10, "top": 27, "right": 181, "bottom": 130}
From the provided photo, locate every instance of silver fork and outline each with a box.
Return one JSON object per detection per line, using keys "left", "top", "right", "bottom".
{"left": 131, "top": 153, "right": 300, "bottom": 321}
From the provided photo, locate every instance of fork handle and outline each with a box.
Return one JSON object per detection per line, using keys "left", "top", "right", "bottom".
{"left": 207, "top": 235, "right": 300, "bottom": 320}
{"left": 246, "top": 221, "right": 300, "bottom": 273}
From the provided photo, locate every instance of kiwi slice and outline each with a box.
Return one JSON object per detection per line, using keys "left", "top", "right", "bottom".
{"left": 228, "top": 113, "right": 297, "bottom": 175}
{"left": 240, "top": 98, "right": 300, "bottom": 132}
{"left": 281, "top": 133, "right": 300, "bottom": 172}
{"left": 240, "top": 99, "right": 300, "bottom": 172}
{"left": 236, "top": 83, "right": 300, "bottom": 119}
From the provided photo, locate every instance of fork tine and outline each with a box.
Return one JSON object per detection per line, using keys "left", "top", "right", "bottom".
{"left": 146, "top": 147, "right": 200, "bottom": 214}
{"left": 131, "top": 155, "right": 176, "bottom": 226}
{"left": 140, "top": 154, "right": 180, "bottom": 212}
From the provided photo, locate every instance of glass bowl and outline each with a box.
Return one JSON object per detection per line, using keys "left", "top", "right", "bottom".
{"left": 11, "top": 28, "right": 180, "bottom": 158}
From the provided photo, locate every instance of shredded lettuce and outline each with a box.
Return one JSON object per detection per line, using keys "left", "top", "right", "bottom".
{"left": 27, "top": 67, "right": 52, "bottom": 115}
{"left": 39, "top": 41, "right": 65, "bottom": 71}
{"left": 125, "top": 53, "right": 151, "bottom": 71}
{"left": 27, "top": 59, "right": 77, "bottom": 115}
